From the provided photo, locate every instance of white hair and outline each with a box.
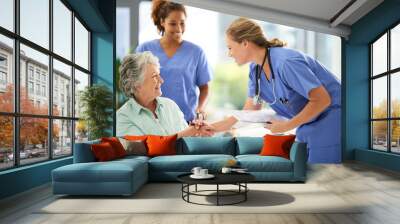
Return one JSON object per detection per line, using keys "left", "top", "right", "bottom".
{"left": 119, "top": 51, "right": 160, "bottom": 98}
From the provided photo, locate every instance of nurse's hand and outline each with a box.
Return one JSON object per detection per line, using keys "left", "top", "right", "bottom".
{"left": 264, "top": 119, "right": 293, "bottom": 133}
{"left": 198, "top": 123, "right": 215, "bottom": 137}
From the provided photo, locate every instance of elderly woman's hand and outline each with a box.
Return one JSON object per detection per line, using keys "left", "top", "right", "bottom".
{"left": 197, "top": 123, "right": 215, "bottom": 137}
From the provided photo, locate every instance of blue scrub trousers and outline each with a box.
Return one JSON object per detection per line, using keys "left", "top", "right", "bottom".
{"left": 296, "top": 107, "right": 341, "bottom": 163}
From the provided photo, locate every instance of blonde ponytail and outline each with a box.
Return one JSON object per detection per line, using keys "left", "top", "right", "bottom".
{"left": 226, "top": 17, "right": 286, "bottom": 48}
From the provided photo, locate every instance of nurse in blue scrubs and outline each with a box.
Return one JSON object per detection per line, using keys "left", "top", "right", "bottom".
{"left": 226, "top": 18, "right": 341, "bottom": 163}
{"left": 136, "top": 0, "right": 212, "bottom": 123}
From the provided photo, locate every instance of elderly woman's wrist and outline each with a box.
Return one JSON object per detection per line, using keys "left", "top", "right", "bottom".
{"left": 178, "top": 126, "right": 196, "bottom": 138}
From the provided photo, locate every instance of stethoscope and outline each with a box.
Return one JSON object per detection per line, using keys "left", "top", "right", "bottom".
{"left": 253, "top": 47, "right": 289, "bottom": 106}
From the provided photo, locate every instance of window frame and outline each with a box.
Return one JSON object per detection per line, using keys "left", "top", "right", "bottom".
{"left": 0, "top": 0, "right": 92, "bottom": 171}
{"left": 370, "top": 20, "right": 400, "bottom": 154}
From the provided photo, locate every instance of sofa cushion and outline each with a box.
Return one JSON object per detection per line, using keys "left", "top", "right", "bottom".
{"left": 148, "top": 154, "right": 235, "bottom": 172}
{"left": 147, "top": 135, "right": 177, "bottom": 157}
{"left": 236, "top": 155, "right": 293, "bottom": 172}
{"left": 101, "top": 137, "right": 127, "bottom": 158}
{"left": 52, "top": 158, "right": 147, "bottom": 183}
{"left": 260, "top": 134, "right": 296, "bottom": 159}
{"left": 236, "top": 137, "right": 263, "bottom": 155}
{"left": 177, "top": 137, "right": 235, "bottom": 155}
{"left": 91, "top": 142, "right": 118, "bottom": 161}
{"left": 119, "top": 138, "right": 147, "bottom": 156}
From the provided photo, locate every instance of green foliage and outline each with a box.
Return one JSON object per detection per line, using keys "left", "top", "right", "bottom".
{"left": 79, "top": 84, "right": 113, "bottom": 140}
{"left": 210, "top": 63, "right": 249, "bottom": 109}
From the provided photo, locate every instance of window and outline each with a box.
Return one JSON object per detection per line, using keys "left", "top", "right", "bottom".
{"left": 0, "top": 71, "right": 6, "bottom": 85}
{"left": 74, "top": 69, "right": 89, "bottom": 119}
{"left": 28, "top": 81, "right": 34, "bottom": 94}
{"left": 54, "top": 89, "right": 58, "bottom": 105}
{"left": 53, "top": 0, "right": 72, "bottom": 60}
{"left": 53, "top": 59, "right": 72, "bottom": 116}
{"left": 75, "top": 18, "right": 89, "bottom": 70}
{"left": 0, "top": 0, "right": 14, "bottom": 32}
{"left": 53, "top": 119, "right": 72, "bottom": 158}
{"left": 41, "top": 73, "right": 46, "bottom": 82}
{"left": 42, "top": 85, "right": 46, "bottom": 97}
{"left": 20, "top": 0, "right": 49, "bottom": 49}
{"left": 0, "top": 0, "right": 91, "bottom": 170}
{"left": 0, "top": 54, "right": 7, "bottom": 67}
{"left": 371, "top": 23, "right": 400, "bottom": 154}
{"left": 0, "top": 54, "right": 7, "bottom": 87}
{"left": 35, "top": 83, "right": 40, "bottom": 95}
{"left": 28, "top": 67, "right": 34, "bottom": 80}
{"left": 0, "top": 34, "right": 13, "bottom": 113}
{"left": 35, "top": 70, "right": 41, "bottom": 81}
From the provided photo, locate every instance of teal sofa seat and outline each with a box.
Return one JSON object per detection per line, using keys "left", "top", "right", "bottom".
{"left": 148, "top": 154, "right": 235, "bottom": 181}
{"left": 236, "top": 155, "right": 293, "bottom": 172}
{"left": 52, "top": 156, "right": 148, "bottom": 195}
{"left": 52, "top": 136, "right": 307, "bottom": 196}
{"left": 235, "top": 138, "right": 307, "bottom": 181}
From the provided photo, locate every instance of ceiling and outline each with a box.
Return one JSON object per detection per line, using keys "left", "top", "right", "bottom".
{"left": 173, "top": 0, "right": 384, "bottom": 38}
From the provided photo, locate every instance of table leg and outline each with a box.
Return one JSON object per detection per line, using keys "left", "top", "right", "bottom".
{"left": 217, "top": 184, "right": 219, "bottom": 206}
{"left": 188, "top": 184, "right": 190, "bottom": 202}
{"left": 181, "top": 184, "right": 183, "bottom": 199}
{"left": 245, "top": 183, "right": 247, "bottom": 201}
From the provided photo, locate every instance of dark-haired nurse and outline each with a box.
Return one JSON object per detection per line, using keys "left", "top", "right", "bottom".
{"left": 136, "top": 0, "right": 212, "bottom": 123}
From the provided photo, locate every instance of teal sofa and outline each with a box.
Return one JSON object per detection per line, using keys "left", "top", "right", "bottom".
{"left": 52, "top": 137, "right": 307, "bottom": 196}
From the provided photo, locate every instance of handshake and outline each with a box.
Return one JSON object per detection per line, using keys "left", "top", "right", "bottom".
{"left": 188, "top": 112, "right": 215, "bottom": 137}
{"left": 179, "top": 112, "right": 238, "bottom": 138}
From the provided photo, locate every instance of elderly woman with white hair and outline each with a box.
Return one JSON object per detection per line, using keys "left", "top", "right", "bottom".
{"left": 117, "top": 51, "right": 237, "bottom": 137}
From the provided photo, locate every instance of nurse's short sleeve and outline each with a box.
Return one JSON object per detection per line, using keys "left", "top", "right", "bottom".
{"left": 135, "top": 43, "right": 145, "bottom": 53}
{"left": 281, "top": 58, "right": 322, "bottom": 99}
{"left": 195, "top": 49, "right": 212, "bottom": 86}
{"left": 247, "top": 64, "right": 256, "bottom": 97}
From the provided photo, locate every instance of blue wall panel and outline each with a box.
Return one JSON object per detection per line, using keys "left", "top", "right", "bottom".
{"left": 345, "top": 0, "right": 400, "bottom": 170}
{"left": 0, "top": 158, "right": 72, "bottom": 199}
{"left": 344, "top": 44, "right": 369, "bottom": 159}
{"left": 92, "top": 32, "right": 115, "bottom": 136}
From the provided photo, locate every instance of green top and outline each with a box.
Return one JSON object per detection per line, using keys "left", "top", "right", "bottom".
{"left": 116, "top": 97, "right": 188, "bottom": 136}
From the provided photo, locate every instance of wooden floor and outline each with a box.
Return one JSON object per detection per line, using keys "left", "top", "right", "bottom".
{"left": 1, "top": 162, "right": 400, "bottom": 224}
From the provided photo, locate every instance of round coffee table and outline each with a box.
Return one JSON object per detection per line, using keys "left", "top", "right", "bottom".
{"left": 177, "top": 172, "right": 255, "bottom": 206}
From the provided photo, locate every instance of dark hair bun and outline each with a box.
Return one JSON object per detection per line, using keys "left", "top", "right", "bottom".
{"left": 151, "top": 0, "right": 186, "bottom": 35}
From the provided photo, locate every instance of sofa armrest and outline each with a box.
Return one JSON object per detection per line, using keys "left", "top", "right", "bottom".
{"left": 289, "top": 142, "right": 308, "bottom": 181}
{"left": 73, "top": 140, "right": 100, "bottom": 163}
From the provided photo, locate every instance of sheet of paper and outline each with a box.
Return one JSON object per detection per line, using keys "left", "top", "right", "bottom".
{"left": 228, "top": 109, "right": 287, "bottom": 123}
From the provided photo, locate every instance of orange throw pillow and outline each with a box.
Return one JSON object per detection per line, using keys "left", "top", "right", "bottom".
{"left": 101, "top": 137, "right": 126, "bottom": 158}
{"left": 260, "top": 134, "right": 296, "bottom": 159}
{"left": 91, "top": 142, "right": 117, "bottom": 162}
{"left": 146, "top": 135, "right": 177, "bottom": 157}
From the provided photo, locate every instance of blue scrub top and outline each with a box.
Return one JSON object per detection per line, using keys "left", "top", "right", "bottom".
{"left": 248, "top": 47, "right": 342, "bottom": 163}
{"left": 136, "top": 39, "right": 212, "bottom": 121}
